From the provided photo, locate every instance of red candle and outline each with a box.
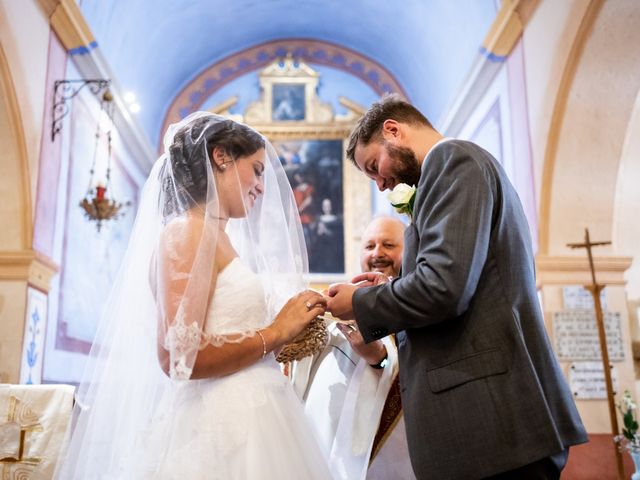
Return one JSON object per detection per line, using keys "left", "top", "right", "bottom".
{"left": 96, "top": 184, "right": 106, "bottom": 201}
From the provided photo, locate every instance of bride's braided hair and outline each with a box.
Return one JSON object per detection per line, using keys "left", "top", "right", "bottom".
{"left": 160, "top": 116, "right": 264, "bottom": 219}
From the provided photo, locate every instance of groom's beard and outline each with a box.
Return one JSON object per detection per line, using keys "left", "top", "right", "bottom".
{"left": 385, "top": 142, "right": 422, "bottom": 187}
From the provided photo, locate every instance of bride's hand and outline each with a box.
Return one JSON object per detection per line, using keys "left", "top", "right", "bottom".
{"left": 271, "top": 290, "right": 327, "bottom": 344}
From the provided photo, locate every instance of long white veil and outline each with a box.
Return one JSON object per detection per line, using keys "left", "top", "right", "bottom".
{"left": 54, "top": 112, "right": 309, "bottom": 479}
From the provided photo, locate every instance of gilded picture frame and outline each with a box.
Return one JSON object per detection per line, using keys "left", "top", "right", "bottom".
{"left": 210, "top": 56, "right": 372, "bottom": 283}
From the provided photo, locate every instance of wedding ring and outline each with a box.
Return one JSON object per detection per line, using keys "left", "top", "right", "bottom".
{"left": 305, "top": 301, "right": 312, "bottom": 310}
{"left": 348, "top": 324, "right": 357, "bottom": 332}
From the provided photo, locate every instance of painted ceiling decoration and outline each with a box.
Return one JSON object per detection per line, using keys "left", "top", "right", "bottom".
{"left": 160, "top": 38, "right": 408, "bottom": 144}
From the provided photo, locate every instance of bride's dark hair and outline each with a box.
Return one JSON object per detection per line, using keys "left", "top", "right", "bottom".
{"left": 160, "top": 116, "right": 265, "bottom": 218}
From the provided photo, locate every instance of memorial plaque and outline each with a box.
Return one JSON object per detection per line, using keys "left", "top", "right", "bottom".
{"left": 563, "top": 285, "right": 607, "bottom": 310}
{"left": 569, "top": 361, "right": 619, "bottom": 399}
{"left": 553, "top": 311, "right": 624, "bottom": 361}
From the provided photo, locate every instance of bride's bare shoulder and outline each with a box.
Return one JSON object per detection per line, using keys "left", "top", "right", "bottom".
{"left": 157, "top": 215, "right": 219, "bottom": 262}
{"left": 160, "top": 214, "right": 214, "bottom": 240}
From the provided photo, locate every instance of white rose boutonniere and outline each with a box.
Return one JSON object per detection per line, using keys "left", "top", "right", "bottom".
{"left": 387, "top": 183, "right": 416, "bottom": 220}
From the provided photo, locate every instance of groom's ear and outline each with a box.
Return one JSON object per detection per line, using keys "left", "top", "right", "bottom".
{"left": 382, "top": 119, "right": 401, "bottom": 141}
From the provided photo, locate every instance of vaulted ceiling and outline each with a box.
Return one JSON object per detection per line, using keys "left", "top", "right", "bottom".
{"left": 78, "top": 0, "right": 497, "bottom": 146}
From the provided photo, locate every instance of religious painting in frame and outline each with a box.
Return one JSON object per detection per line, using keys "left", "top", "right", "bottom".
{"left": 272, "top": 84, "right": 305, "bottom": 121}
{"left": 211, "top": 56, "right": 372, "bottom": 283}
{"left": 274, "top": 138, "right": 344, "bottom": 274}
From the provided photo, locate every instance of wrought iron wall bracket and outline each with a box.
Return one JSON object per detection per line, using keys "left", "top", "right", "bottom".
{"left": 51, "top": 79, "right": 111, "bottom": 142}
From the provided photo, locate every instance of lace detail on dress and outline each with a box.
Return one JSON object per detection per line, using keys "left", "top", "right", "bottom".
{"left": 200, "top": 330, "right": 256, "bottom": 348}
{"left": 164, "top": 259, "right": 269, "bottom": 380}
{"left": 164, "top": 315, "right": 201, "bottom": 380}
{"left": 164, "top": 319, "right": 254, "bottom": 379}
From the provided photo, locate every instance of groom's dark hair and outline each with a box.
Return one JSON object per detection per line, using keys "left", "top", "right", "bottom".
{"left": 346, "top": 94, "right": 432, "bottom": 165}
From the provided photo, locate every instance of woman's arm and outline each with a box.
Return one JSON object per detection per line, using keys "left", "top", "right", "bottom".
{"left": 155, "top": 215, "right": 326, "bottom": 379}
{"left": 189, "top": 328, "right": 277, "bottom": 379}
{"left": 190, "top": 292, "right": 324, "bottom": 378}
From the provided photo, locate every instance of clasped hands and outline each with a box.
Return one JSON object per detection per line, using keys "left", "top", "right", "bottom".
{"left": 325, "top": 270, "right": 392, "bottom": 319}
{"left": 296, "top": 270, "right": 391, "bottom": 321}
{"left": 274, "top": 272, "right": 390, "bottom": 363}
{"left": 324, "top": 271, "right": 391, "bottom": 365}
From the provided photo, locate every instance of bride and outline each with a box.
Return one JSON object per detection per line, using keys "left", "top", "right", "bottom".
{"left": 54, "top": 112, "right": 333, "bottom": 479}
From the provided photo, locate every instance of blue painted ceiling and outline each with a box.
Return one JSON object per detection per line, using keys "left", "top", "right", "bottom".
{"left": 78, "top": 0, "right": 497, "bottom": 146}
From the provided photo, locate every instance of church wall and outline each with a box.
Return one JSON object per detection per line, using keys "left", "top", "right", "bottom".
{"left": 41, "top": 75, "right": 141, "bottom": 383}
{"left": 613, "top": 89, "right": 640, "bottom": 347}
{"left": 0, "top": 92, "right": 26, "bottom": 249}
{"left": 0, "top": 1, "right": 145, "bottom": 384}
{"left": 0, "top": 0, "right": 51, "bottom": 210}
{"left": 31, "top": 30, "right": 67, "bottom": 260}
{"left": 545, "top": 0, "right": 640, "bottom": 257}
{"left": 538, "top": 272, "right": 635, "bottom": 433}
{"left": 540, "top": 0, "right": 640, "bottom": 432}
{"left": 525, "top": 0, "right": 640, "bottom": 436}
{"left": 522, "top": 0, "right": 591, "bottom": 219}
{"left": 0, "top": 53, "right": 39, "bottom": 379}
{"left": 445, "top": 0, "right": 640, "bottom": 437}
{"left": 0, "top": 282, "right": 27, "bottom": 383}
{"left": 455, "top": 40, "right": 539, "bottom": 250}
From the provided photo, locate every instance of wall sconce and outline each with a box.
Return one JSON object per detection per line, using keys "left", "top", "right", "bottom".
{"left": 51, "top": 79, "right": 111, "bottom": 142}
{"left": 78, "top": 89, "right": 130, "bottom": 232}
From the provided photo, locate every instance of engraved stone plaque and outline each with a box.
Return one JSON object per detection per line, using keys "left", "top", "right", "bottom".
{"left": 568, "top": 361, "right": 619, "bottom": 399}
{"left": 553, "top": 311, "right": 624, "bottom": 361}
{"left": 562, "top": 285, "right": 607, "bottom": 311}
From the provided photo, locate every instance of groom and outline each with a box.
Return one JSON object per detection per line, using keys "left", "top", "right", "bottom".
{"left": 327, "top": 95, "right": 587, "bottom": 479}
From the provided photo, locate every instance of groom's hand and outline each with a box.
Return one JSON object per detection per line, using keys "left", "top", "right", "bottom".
{"left": 351, "top": 271, "right": 392, "bottom": 286}
{"left": 326, "top": 283, "right": 358, "bottom": 319}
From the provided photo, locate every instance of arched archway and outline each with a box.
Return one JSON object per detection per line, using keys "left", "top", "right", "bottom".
{"left": 539, "top": 0, "right": 640, "bottom": 258}
{"left": 0, "top": 39, "right": 33, "bottom": 383}
{"left": 0, "top": 40, "right": 32, "bottom": 250}
{"left": 159, "top": 38, "right": 407, "bottom": 146}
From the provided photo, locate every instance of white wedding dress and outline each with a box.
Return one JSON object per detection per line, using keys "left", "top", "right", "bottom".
{"left": 136, "top": 258, "right": 332, "bottom": 479}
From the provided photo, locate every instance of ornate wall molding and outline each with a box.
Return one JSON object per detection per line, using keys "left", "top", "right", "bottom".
{"left": 482, "top": 0, "right": 524, "bottom": 60}
{"left": 535, "top": 254, "right": 632, "bottom": 286}
{"left": 37, "top": 0, "right": 97, "bottom": 54}
{"left": 439, "top": 0, "right": 539, "bottom": 135}
{"left": 160, "top": 38, "right": 407, "bottom": 146}
{"left": 0, "top": 251, "right": 59, "bottom": 292}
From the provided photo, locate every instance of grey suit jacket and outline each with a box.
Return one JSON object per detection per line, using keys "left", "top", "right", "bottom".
{"left": 353, "top": 140, "right": 587, "bottom": 479}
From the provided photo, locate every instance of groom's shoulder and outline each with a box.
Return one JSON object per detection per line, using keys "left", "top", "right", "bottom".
{"left": 425, "top": 139, "right": 489, "bottom": 171}
{"left": 436, "top": 139, "right": 489, "bottom": 158}
{"left": 430, "top": 140, "right": 499, "bottom": 175}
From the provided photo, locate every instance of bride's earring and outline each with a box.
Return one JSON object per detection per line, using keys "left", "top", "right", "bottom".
{"left": 213, "top": 148, "right": 229, "bottom": 172}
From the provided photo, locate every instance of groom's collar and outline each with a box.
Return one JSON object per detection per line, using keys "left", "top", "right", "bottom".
{"left": 424, "top": 137, "right": 454, "bottom": 163}
{"left": 418, "top": 137, "right": 455, "bottom": 180}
